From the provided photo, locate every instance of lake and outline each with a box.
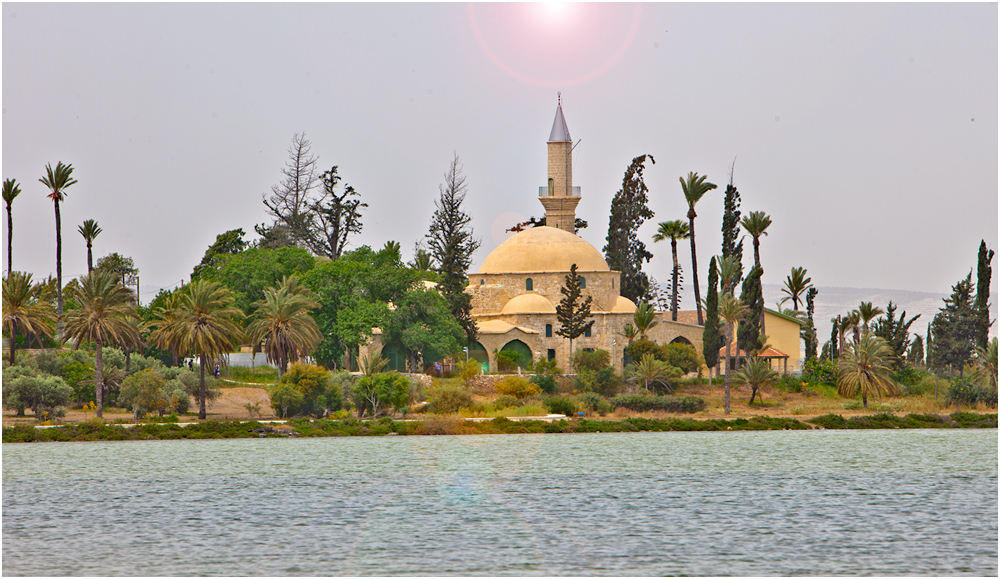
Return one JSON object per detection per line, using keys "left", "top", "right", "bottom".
{"left": 3, "top": 429, "right": 997, "bottom": 576}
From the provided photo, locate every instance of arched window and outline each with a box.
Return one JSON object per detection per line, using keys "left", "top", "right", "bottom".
{"left": 480, "top": 279, "right": 484, "bottom": 285}
{"left": 580, "top": 277, "right": 586, "bottom": 289}
{"left": 526, "top": 278, "right": 533, "bottom": 291}
{"left": 545, "top": 324, "right": 552, "bottom": 337}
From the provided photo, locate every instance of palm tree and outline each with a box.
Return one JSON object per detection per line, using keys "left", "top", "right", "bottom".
{"left": 3, "top": 179, "right": 21, "bottom": 275}
{"left": 717, "top": 255, "right": 741, "bottom": 295}
{"left": 633, "top": 301, "right": 659, "bottom": 339}
{"left": 974, "top": 337, "right": 998, "bottom": 388}
{"left": 78, "top": 219, "right": 103, "bottom": 273}
{"left": 740, "top": 211, "right": 772, "bottom": 268}
{"left": 652, "top": 219, "right": 690, "bottom": 321}
{"left": 736, "top": 355, "right": 779, "bottom": 405}
{"left": 62, "top": 271, "right": 140, "bottom": 417}
{"left": 2, "top": 272, "right": 56, "bottom": 365}
{"left": 679, "top": 171, "right": 717, "bottom": 325}
{"left": 846, "top": 309, "right": 862, "bottom": 344}
{"left": 246, "top": 276, "right": 321, "bottom": 376}
{"left": 627, "top": 353, "right": 677, "bottom": 392}
{"left": 118, "top": 314, "right": 148, "bottom": 374}
{"left": 617, "top": 323, "right": 638, "bottom": 344}
{"left": 39, "top": 162, "right": 78, "bottom": 332}
{"left": 836, "top": 333, "right": 900, "bottom": 408}
{"left": 779, "top": 267, "right": 812, "bottom": 311}
{"left": 719, "top": 292, "right": 748, "bottom": 414}
{"left": 154, "top": 280, "right": 244, "bottom": 419}
{"left": 857, "top": 301, "right": 884, "bottom": 335}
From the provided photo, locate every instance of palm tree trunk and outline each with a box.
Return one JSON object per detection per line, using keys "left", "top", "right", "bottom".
{"left": 724, "top": 323, "right": 732, "bottom": 414}
{"left": 670, "top": 239, "right": 679, "bottom": 321}
{"left": 54, "top": 200, "right": 64, "bottom": 336}
{"left": 199, "top": 354, "right": 207, "bottom": 419}
{"left": 6, "top": 206, "right": 12, "bottom": 275}
{"left": 95, "top": 335, "right": 104, "bottom": 418}
{"left": 8, "top": 322, "right": 17, "bottom": 366}
{"left": 688, "top": 215, "right": 703, "bottom": 326}
{"left": 86, "top": 242, "right": 93, "bottom": 273}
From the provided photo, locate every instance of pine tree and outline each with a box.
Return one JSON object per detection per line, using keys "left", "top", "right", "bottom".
{"left": 702, "top": 256, "right": 721, "bottom": 378}
{"left": 603, "top": 154, "right": 655, "bottom": 304}
{"left": 975, "top": 240, "right": 994, "bottom": 351}
{"left": 908, "top": 334, "right": 925, "bottom": 367}
{"left": 556, "top": 263, "right": 594, "bottom": 358}
{"left": 737, "top": 264, "right": 764, "bottom": 356}
{"left": 929, "top": 273, "right": 977, "bottom": 376}
{"left": 720, "top": 177, "right": 744, "bottom": 288}
{"left": 427, "top": 154, "right": 481, "bottom": 342}
{"left": 872, "top": 301, "right": 920, "bottom": 370}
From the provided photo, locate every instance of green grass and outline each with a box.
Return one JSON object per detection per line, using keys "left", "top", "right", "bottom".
{"left": 226, "top": 365, "right": 279, "bottom": 384}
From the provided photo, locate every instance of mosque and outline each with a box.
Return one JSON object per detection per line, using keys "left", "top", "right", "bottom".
{"left": 465, "top": 99, "right": 706, "bottom": 372}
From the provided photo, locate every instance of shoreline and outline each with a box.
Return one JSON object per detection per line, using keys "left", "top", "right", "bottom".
{"left": 3, "top": 411, "right": 996, "bottom": 443}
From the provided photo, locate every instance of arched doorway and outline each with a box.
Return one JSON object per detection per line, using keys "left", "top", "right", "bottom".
{"left": 670, "top": 336, "right": 694, "bottom": 346}
{"left": 468, "top": 340, "right": 489, "bottom": 372}
{"left": 499, "top": 339, "right": 532, "bottom": 370}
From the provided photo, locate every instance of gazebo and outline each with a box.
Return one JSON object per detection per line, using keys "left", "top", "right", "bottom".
{"left": 717, "top": 342, "right": 791, "bottom": 374}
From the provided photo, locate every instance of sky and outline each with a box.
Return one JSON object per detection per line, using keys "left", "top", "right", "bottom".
{"left": 3, "top": 3, "right": 997, "bottom": 311}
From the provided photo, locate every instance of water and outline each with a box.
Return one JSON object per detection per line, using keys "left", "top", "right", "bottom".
{"left": 3, "top": 429, "right": 997, "bottom": 576}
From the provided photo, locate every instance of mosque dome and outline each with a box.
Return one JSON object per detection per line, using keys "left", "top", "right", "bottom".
{"left": 501, "top": 293, "right": 557, "bottom": 315}
{"left": 479, "top": 226, "right": 610, "bottom": 274}
{"left": 610, "top": 296, "right": 637, "bottom": 313}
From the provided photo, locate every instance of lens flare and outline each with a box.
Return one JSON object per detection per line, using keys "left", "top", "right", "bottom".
{"left": 468, "top": 3, "right": 641, "bottom": 88}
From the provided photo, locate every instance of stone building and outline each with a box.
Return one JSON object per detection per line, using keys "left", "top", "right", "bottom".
{"left": 466, "top": 99, "right": 704, "bottom": 372}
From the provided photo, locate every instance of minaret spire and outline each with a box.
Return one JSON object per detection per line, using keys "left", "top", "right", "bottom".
{"left": 539, "top": 94, "right": 581, "bottom": 234}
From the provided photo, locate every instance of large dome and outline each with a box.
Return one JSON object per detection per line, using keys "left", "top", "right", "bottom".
{"left": 479, "top": 226, "right": 610, "bottom": 274}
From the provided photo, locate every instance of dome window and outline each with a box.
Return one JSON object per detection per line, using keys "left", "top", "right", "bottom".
{"left": 526, "top": 278, "right": 533, "bottom": 291}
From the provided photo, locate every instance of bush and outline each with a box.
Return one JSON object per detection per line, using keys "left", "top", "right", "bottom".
{"left": 623, "top": 339, "right": 663, "bottom": 364}
{"left": 269, "top": 383, "right": 304, "bottom": 418}
{"left": 890, "top": 366, "right": 922, "bottom": 387}
{"left": 544, "top": 396, "right": 577, "bottom": 416}
{"left": 455, "top": 359, "right": 481, "bottom": 385}
{"left": 495, "top": 376, "right": 541, "bottom": 399}
{"left": 119, "top": 368, "right": 171, "bottom": 420}
{"left": 426, "top": 387, "right": 473, "bottom": 414}
{"left": 492, "top": 395, "right": 521, "bottom": 409}
{"left": 280, "top": 363, "right": 342, "bottom": 417}
{"left": 574, "top": 367, "right": 622, "bottom": 397}
{"left": 610, "top": 394, "right": 706, "bottom": 414}
{"left": 351, "top": 373, "right": 411, "bottom": 417}
{"left": 663, "top": 343, "right": 700, "bottom": 374}
{"left": 529, "top": 356, "right": 562, "bottom": 377}
{"left": 572, "top": 349, "right": 611, "bottom": 373}
{"left": 802, "top": 358, "right": 836, "bottom": 385}
{"left": 493, "top": 350, "right": 525, "bottom": 373}
{"left": 2, "top": 365, "right": 73, "bottom": 418}
{"left": 530, "top": 374, "right": 559, "bottom": 395}
{"left": 945, "top": 376, "right": 998, "bottom": 408}
{"left": 174, "top": 369, "right": 222, "bottom": 404}
{"left": 575, "top": 392, "right": 611, "bottom": 415}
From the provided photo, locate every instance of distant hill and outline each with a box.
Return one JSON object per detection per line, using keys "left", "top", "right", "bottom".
{"left": 761, "top": 284, "right": 998, "bottom": 353}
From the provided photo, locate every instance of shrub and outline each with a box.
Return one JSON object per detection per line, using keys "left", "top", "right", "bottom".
{"left": 169, "top": 389, "right": 191, "bottom": 414}
{"left": 530, "top": 374, "right": 559, "bottom": 395}
{"left": 890, "top": 366, "right": 922, "bottom": 387}
{"left": 623, "top": 339, "right": 663, "bottom": 364}
{"left": 544, "top": 396, "right": 577, "bottom": 416}
{"left": 572, "top": 349, "right": 611, "bottom": 373}
{"left": 492, "top": 395, "right": 521, "bottom": 409}
{"left": 663, "top": 343, "right": 700, "bottom": 374}
{"left": 426, "top": 387, "right": 473, "bottom": 414}
{"left": 455, "top": 359, "right": 481, "bottom": 385}
{"left": 119, "top": 369, "right": 171, "bottom": 420}
{"left": 945, "top": 376, "right": 998, "bottom": 408}
{"left": 63, "top": 360, "right": 95, "bottom": 405}
{"left": 574, "top": 367, "right": 622, "bottom": 397}
{"left": 495, "top": 376, "right": 541, "bottom": 399}
{"left": 610, "top": 394, "right": 706, "bottom": 414}
{"left": 802, "top": 358, "right": 836, "bottom": 385}
{"left": 351, "top": 373, "right": 411, "bottom": 418}
{"left": 493, "top": 350, "right": 524, "bottom": 373}
{"left": 269, "top": 383, "right": 304, "bottom": 418}
{"left": 529, "top": 356, "right": 562, "bottom": 376}
{"left": 174, "top": 369, "right": 222, "bottom": 404}
{"left": 2, "top": 365, "right": 73, "bottom": 418}
{"left": 280, "top": 363, "right": 342, "bottom": 417}
{"left": 575, "top": 392, "right": 611, "bottom": 415}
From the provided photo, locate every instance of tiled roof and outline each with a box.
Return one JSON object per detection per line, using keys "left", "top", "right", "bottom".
{"left": 718, "top": 342, "right": 789, "bottom": 359}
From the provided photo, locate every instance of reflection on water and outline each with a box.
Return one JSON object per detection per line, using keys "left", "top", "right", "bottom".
{"left": 3, "top": 429, "right": 997, "bottom": 576}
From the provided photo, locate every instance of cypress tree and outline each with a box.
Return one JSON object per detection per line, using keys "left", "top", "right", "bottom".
{"left": 737, "top": 264, "right": 764, "bottom": 356}
{"left": 604, "top": 155, "right": 655, "bottom": 304}
{"left": 975, "top": 240, "right": 994, "bottom": 351}
{"left": 804, "top": 287, "right": 818, "bottom": 360}
{"left": 925, "top": 322, "right": 934, "bottom": 369}
{"left": 720, "top": 180, "right": 744, "bottom": 287}
{"left": 556, "top": 263, "right": 595, "bottom": 358}
{"left": 702, "top": 256, "right": 721, "bottom": 378}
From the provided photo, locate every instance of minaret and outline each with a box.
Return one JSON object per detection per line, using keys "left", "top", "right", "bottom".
{"left": 539, "top": 93, "right": 581, "bottom": 234}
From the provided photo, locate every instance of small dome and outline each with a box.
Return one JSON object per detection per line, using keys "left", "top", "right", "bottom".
{"left": 502, "top": 293, "right": 556, "bottom": 314}
{"left": 611, "top": 296, "right": 637, "bottom": 313}
{"left": 479, "top": 227, "right": 610, "bottom": 274}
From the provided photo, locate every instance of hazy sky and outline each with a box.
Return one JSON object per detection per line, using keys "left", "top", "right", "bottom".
{"left": 3, "top": 3, "right": 997, "bottom": 308}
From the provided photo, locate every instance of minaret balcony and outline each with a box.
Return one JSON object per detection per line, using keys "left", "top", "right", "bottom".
{"left": 538, "top": 186, "right": 581, "bottom": 197}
